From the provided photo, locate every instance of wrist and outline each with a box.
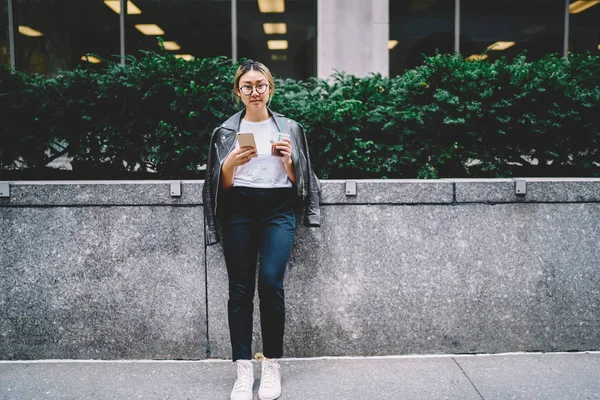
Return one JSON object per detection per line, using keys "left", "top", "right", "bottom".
{"left": 222, "top": 158, "right": 234, "bottom": 172}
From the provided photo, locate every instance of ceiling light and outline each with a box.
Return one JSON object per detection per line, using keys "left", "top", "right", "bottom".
{"left": 271, "top": 54, "right": 288, "bottom": 61}
{"left": 81, "top": 55, "right": 102, "bottom": 64}
{"left": 466, "top": 54, "right": 488, "bottom": 61}
{"left": 487, "top": 41, "right": 515, "bottom": 51}
{"left": 263, "top": 23, "right": 287, "bottom": 35}
{"left": 104, "top": 1, "right": 142, "bottom": 14}
{"left": 388, "top": 40, "right": 398, "bottom": 49}
{"left": 258, "top": 0, "right": 285, "bottom": 13}
{"left": 267, "top": 40, "right": 288, "bottom": 50}
{"left": 569, "top": 0, "right": 600, "bottom": 14}
{"left": 18, "top": 26, "right": 43, "bottom": 37}
{"left": 175, "top": 54, "right": 194, "bottom": 61}
{"left": 161, "top": 41, "right": 181, "bottom": 51}
{"left": 135, "top": 24, "right": 165, "bottom": 35}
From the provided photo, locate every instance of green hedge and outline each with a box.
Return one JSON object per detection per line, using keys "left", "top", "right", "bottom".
{"left": 1, "top": 51, "right": 599, "bottom": 179}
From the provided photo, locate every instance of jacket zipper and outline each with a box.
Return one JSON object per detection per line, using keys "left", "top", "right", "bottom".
{"left": 298, "top": 147, "right": 307, "bottom": 200}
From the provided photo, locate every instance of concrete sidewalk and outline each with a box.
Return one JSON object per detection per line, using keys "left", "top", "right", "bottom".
{"left": 1, "top": 352, "right": 599, "bottom": 399}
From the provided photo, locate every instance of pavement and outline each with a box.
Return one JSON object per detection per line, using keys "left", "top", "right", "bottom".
{"left": 1, "top": 352, "right": 599, "bottom": 400}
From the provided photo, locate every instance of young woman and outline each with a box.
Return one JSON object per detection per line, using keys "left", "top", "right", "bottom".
{"left": 202, "top": 60, "right": 321, "bottom": 400}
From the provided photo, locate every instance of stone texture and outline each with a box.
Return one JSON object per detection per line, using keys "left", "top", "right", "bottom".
{"left": 0, "top": 181, "right": 203, "bottom": 206}
{"left": 457, "top": 353, "right": 600, "bottom": 399}
{"left": 454, "top": 179, "right": 521, "bottom": 203}
{"left": 1, "top": 180, "right": 600, "bottom": 360}
{"left": 0, "top": 357, "right": 481, "bottom": 400}
{"left": 0, "top": 361, "right": 233, "bottom": 400}
{"left": 455, "top": 178, "right": 600, "bottom": 203}
{"left": 0, "top": 206, "right": 206, "bottom": 360}
{"left": 280, "top": 357, "right": 480, "bottom": 400}
{"left": 525, "top": 178, "right": 600, "bottom": 202}
{"left": 207, "top": 202, "right": 600, "bottom": 358}
{"left": 320, "top": 180, "right": 454, "bottom": 204}
{"left": 1, "top": 354, "right": 598, "bottom": 399}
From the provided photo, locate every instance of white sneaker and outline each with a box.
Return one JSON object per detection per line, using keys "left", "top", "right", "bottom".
{"left": 230, "top": 360, "right": 254, "bottom": 400}
{"left": 258, "top": 358, "right": 281, "bottom": 400}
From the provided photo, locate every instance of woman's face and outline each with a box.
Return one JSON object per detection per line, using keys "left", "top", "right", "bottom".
{"left": 236, "top": 69, "right": 272, "bottom": 111}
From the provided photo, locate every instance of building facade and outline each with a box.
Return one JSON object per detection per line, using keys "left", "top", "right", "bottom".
{"left": 0, "top": 0, "right": 598, "bottom": 80}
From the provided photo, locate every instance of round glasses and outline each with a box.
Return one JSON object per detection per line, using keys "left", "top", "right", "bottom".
{"left": 239, "top": 83, "right": 269, "bottom": 96}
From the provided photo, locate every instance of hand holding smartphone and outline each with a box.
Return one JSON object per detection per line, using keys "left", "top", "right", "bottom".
{"left": 237, "top": 132, "right": 256, "bottom": 149}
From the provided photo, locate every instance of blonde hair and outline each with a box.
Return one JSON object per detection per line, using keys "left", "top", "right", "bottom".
{"left": 233, "top": 60, "right": 275, "bottom": 106}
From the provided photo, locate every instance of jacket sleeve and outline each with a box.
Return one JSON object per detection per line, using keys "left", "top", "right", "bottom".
{"left": 202, "top": 128, "right": 221, "bottom": 245}
{"left": 299, "top": 124, "right": 321, "bottom": 227}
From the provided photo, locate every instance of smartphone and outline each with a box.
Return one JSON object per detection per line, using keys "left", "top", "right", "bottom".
{"left": 237, "top": 132, "right": 256, "bottom": 148}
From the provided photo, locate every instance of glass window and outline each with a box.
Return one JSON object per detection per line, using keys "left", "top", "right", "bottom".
{"left": 461, "top": 0, "right": 564, "bottom": 62}
{"left": 237, "top": 0, "right": 317, "bottom": 80}
{"left": 569, "top": 0, "right": 600, "bottom": 54}
{"left": 389, "top": 0, "right": 455, "bottom": 76}
{"left": 12, "top": 0, "right": 120, "bottom": 76}
{"left": 124, "top": 0, "right": 232, "bottom": 62}
{"left": 0, "top": 0, "right": 8, "bottom": 66}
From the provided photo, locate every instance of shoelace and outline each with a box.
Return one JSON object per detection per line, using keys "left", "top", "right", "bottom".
{"left": 261, "top": 361, "right": 280, "bottom": 388}
{"left": 233, "top": 362, "right": 253, "bottom": 393}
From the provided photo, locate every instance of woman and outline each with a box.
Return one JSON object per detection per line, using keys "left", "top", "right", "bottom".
{"left": 202, "top": 60, "right": 321, "bottom": 400}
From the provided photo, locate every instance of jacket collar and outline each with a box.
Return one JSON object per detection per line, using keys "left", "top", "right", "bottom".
{"left": 220, "top": 108, "right": 286, "bottom": 132}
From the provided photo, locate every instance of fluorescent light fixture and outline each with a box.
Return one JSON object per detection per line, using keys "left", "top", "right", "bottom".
{"left": 466, "top": 54, "right": 488, "bottom": 61}
{"left": 487, "top": 41, "right": 515, "bottom": 51}
{"left": 569, "top": 0, "right": 600, "bottom": 14}
{"left": 175, "top": 54, "right": 194, "bottom": 61}
{"left": 388, "top": 40, "right": 398, "bottom": 49}
{"left": 104, "top": 1, "right": 142, "bottom": 14}
{"left": 267, "top": 40, "right": 288, "bottom": 50}
{"left": 18, "top": 26, "right": 43, "bottom": 37}
{"left": 271, "top": 54, "right": 288, "bottom": 61}
{"left": 263, "top": 23, "right": 287, "bottom": 34}
{"left": 258, "top": 0, "right": 285, "bottom": 13}
{"left": 161, "top": 41, "right": 181, "bottom": 50}
{"left": 598, "top": 44, "right": 600, "bottom": 50}
{"left": 135, "top": 24, "right": 165, "bottom": 35}
{"left": 81, "top": 55, "right": 102, "bottom": 64}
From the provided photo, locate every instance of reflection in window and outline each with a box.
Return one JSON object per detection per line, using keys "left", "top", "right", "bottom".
{"left": 461, "top": 0, "right": 564, "bottom": 63}
{"left": 389, "top": 0, "right": 455, "bottom": 76}
{"left": 12, "top": 0, "right": 120, "bottom": 76}
{"left": 238, "top": 0, "right": 316, "bottom": 80}
{"left": 569, "top": 0, "right": 600, "bottom": 54}
{"left": 124, "top": 0, "right": 231, "bottom": 62}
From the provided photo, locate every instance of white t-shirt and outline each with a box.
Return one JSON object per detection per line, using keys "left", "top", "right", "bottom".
{"left": 232, "top": 117, "right": 292, "bottom": 189}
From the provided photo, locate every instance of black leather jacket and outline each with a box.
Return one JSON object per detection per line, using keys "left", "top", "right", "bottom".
{"left": 202, "top": 109, "right": 321, "bottom": 246}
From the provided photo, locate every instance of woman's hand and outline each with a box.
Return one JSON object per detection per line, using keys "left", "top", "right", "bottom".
{"left": 224, "top": 146, "right": 257, "bottom": 169}
{"left": 274, "top": 137, "right": 292, "bottom": 165}
{"left": 220, "top": 146, "right": 257, "bottom": 189}
{"left": 273, "top": 137, "right": 296, "bottom": 183}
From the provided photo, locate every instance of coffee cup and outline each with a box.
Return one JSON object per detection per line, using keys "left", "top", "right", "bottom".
{"left": 270, "top": 132, "right": 290, "bottom": 157}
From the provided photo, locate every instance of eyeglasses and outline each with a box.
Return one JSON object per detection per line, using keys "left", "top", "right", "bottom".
{"left": 239, "top": 83, "right": 269, "bottom": 96}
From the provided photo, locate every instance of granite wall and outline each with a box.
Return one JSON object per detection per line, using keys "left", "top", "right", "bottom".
{"left": 1, "top": 179, "right": 599, "bottom": 360}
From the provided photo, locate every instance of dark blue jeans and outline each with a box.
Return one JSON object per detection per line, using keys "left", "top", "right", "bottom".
{"left": 221, "top": 187, "right": 296, "bottom": 361}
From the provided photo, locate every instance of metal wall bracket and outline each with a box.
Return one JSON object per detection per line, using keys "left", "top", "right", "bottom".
{"left": 170, "top": 181, "right": 181, "bottom": 197}
{"left": 515, "top": 179, "right": 527, "bottom": 195}
{"left": 345, "top": 181, "right": 357, "bottom": 196}
{"left": 0, "top": 182, "right": 9, "bottom": 198}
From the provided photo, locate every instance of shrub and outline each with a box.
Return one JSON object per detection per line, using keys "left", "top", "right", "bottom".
{"left": 1, "top": 51, "right": 599, "bottom": 179}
